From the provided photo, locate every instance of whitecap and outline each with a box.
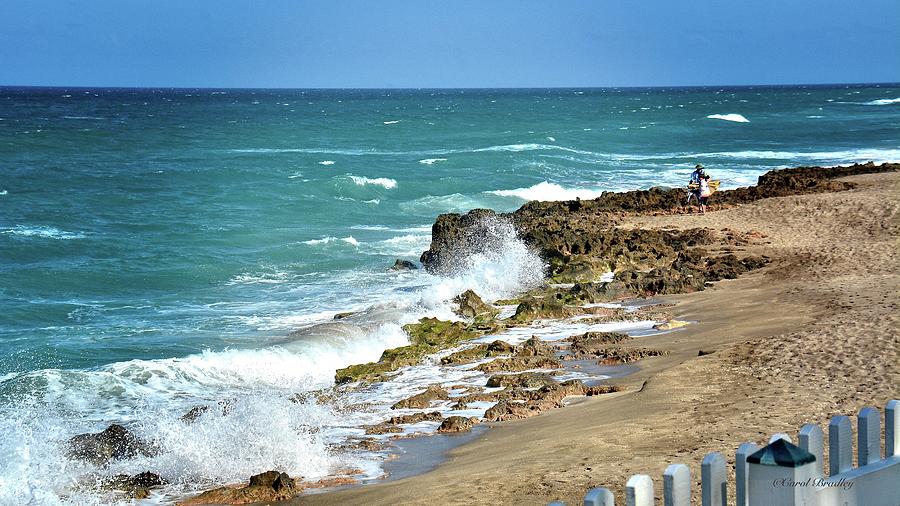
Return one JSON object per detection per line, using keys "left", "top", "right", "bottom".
{"left": 383, "top": 120, "right": 400, "bottom": 125}
{"left": 682, "top": 148, "right": 900, "bottom": 164}
{"left": 348, "top": 175, "right": 397, "bottom": 189}
{"left": 488, "top": 181, "right": 606, "bottom": 202}
{"left": 301, "top": 236, "right": 359, "bottom": 246}
{"left": 546, "top": 136, "right": 556, "bottom": 142}
{"left": 0, "top": 190, "right": 7, "bottom": 196}
{"left": 706, "top": 113, "right": 750, "bottom": 123}
{"left": 418, "top": 158, "right": 447, "bottom": 165}
{"left": 862, "top": 97, "right": 900, "bottom": 105}
{"left": 1, "top": 225, "right": 86, "bottom": 240}
{"left": 318, "top": 160, "right": 335, "bottom": 166}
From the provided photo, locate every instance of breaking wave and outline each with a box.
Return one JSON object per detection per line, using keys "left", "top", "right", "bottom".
{"left": 1, "top": 225, "right": 87, "bottom": 240}
{"left": 348, "top": 175, "right": 397, "bottom": 189}
{"left": 488, "top": 181, "right": 606, "bottom": 202}
{"left": 862, "top": 97, "right": 900, "bottom": 105}
{"left": 706, "top": 113, "right": 750, "bottom": 123}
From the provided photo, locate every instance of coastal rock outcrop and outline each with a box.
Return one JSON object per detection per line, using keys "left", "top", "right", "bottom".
{"left": 177, "top": 470, "right": 299, "bottom": 506}
{"left": 440, "top": 340, "right": 515, "bottom": 365}
{"left": 592, "top": 347, "right": 669, "bottom": 364}
{"left": 419, "top": 163, "right": 899, "bottom": 278}
{"left": 485, "top": 372, "right": 557, "bottom": 389}
{"left": 386, "top": 411, "right": 444, "bottom": 424}
{"left": 453, "top": 289, "right": 500, "bottom": 321}
{"left": 564, "top": 332, "right": 630, "bottom": 359}
{"left": 483, "top": 380, "right": 619, "bottom": 421}
{"left": 101, "top": 472, "right": 165, "bottom": 499}
{"left": 66, "top": 424, "right": 156, "bottom": 466}
{"left": 437, "top": 416, "right": 479, "bottom": 433}
{"left": 391, "top": 385, "right": 450, "bottom": 409}
{"left": 334, "top": 318, "right": 479, "bottom": 384}
{"left": 474, "top": 337, "right": 562, "bottom": 372}
{"left": 390, "top": 259, "right": 418, "bottom": 271}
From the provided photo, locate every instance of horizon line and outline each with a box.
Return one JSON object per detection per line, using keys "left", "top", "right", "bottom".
{"left": 1, "top": 81, "right": 898, "bottom": 92}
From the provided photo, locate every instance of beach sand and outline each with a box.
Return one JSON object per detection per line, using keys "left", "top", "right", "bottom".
{"left": 294, "top": 171, "right": 899, "bottom": 505}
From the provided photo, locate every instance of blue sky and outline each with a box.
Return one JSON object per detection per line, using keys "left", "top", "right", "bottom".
{"left": 1, "top": 0, "right": 898, "bottom": 88}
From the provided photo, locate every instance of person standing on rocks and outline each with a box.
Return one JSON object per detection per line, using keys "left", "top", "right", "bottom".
{"left": 699, "top": 174, "right": 712, "bottom": 214}
{"left": 687, "top": 164, "right": 706, "bottom": 206}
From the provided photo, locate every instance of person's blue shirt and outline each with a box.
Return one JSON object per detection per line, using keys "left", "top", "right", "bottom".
{"left": 690, "top": 168, "right": 705, "bottom": 185}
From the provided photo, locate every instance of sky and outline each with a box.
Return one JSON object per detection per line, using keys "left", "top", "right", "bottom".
{"left": 1, "top": 0, "right": 899, "bottom": 88}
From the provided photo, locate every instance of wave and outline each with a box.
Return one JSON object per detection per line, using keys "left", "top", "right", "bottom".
{"left": 302, "top": 236, "right": 360, "bottom": 246}
{"left": 318, "top": 160, "right": 335, "bottom": 165}
{"left": 0, "top": 322, "right": 410, "bottom": 504}
{"left": 862, "top": 97, "right": 900, "bottom": 105}
{"left": 1, "top": 225, "right": 86, "bottom": 240}
{"left": 348, "top": 175, "right": 397, "bottom": 189}
{"left": 382, "top": 120, "right": 400, "bottom": 125}
{"left": 488, "top": 181, "right": 606, "bottom": 202}
{"left": 367, "top": 234, "right": 432, "bottom": 257}
{"left": 683, "top": 148, "right": 900, "bottom": 164}
{"left": 706, "top": 113, "right": 750, "bottom": 123}
{"left": 0, "top": 190, "right": 7, "bottom": 196}
{"left": 418, "top": 158, "right": 447, "bottom": 165}
{"left": 0, "top": 214, "right": 626, "bottom": 505}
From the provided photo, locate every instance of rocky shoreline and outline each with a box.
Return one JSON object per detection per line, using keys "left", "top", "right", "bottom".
{"left": 68, "top": 162, "right": 898, "bottom": 504}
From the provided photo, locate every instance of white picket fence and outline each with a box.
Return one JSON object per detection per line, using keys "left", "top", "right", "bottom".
{"left": 547, "top": 400, "right": 899, "bottom": 506}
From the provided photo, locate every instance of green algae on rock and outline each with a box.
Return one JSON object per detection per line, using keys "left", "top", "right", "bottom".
{"left": 334, "top": 318, "right": 481, "bottom": 384}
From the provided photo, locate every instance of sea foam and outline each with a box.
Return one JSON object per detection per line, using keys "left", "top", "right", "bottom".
{"left": 488, "top": 181, "right": 606, "bottom": 202}
{"left": 348, "top": 175, "right": 397, "bottom": 189}
{"left": 706, "top": 113, "right": 750, "bottom": 123}
{"left": 862, "top": 97, "right": 900, "bottom": 105}
{"left": 1, "top": 225, "right": 86, "bottom": 240}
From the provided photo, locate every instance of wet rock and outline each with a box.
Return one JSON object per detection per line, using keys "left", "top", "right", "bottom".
{"left": 475, "top": 337, "right": 561, "bottom": 372}
{"left": 419, "top": 209, "right": 501, "bottom": 274}
{"left": 390, "top": 259, "right": 418, "bottom": 271}
{"left": 482, "top": 380, "right": 619, "bottom": 422}
{"left": 565, "top": 332, "right": 630, "bottom": 359}
{"left": 333, "top": 311, "right": 355, "bottom": 320}
{"left": 698, "top": 349, "right": 714, "bottom": 356}
{"left": 420, "top": 164, "right": 899, "bottom": 281}
{"left": 512, "top": 297, "right": 577, "bottom": 323}
{"left": 440, "top": 340, "right": 515, "bottom": 365}
{"left": 180, "top": 400, "right": 235, "bottom": 424}
{"left": 386, "top": 411, "right": 443, "bottom": 424}
{"left": 391, "top": 385, "right": 449, "bottom": 409}
{"left": 102, "top": 472, "right": 165, "bottom": 500}
{"left": 364, "top": 423, "right": 403, "bottom": 435}
{"left": 437, "top": 416, "right": 479, "bottom": 433}
{"left": 453, "top": 289, "right": 500, "bottom": 321}
{"left": 593, "top": 347, "right": 669, "bottom": 364}
{"left": 485, "top": 372, "right": 557, "bottom": 389}
{"left": 181, "top": 406, "right": 209, "bottom": 424}
{"left": 177, "top": 470, "right": 298, "bottom": 506}
{"left": 334, "top": 438, "right": 386, "bottom": 453}
{"left": 335, "top": 318, "right": 479, "bottom": 384}
{"left": 67, "top": 424, "right": 156, "bottom": 466}
{"left": 517, "top": 336, "right": 555, "bottom": 357}
{"left": 653, "top": 320, "right": 690, "bottom": 330}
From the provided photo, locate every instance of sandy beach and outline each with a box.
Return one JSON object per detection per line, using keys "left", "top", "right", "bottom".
{"left": 295, "top": 170, "right": 899, "bottom": 505}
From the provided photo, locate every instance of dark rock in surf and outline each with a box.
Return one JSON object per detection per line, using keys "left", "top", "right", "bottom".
{"left": 437, "top": 416, "right": 479, "bottom": 433}
{"left": 102, "top": 472, "right": 165, "bottom": 499}
{"left": 390, "top": 259, "right": 418, "bottom": 271}
{"left": 453, "top": 289, "right": 500, "bottom": 321}
{"left": 177, "top": 470, "right": 299, "bottom": 506}
{"left": 66, "top": 424, "right": 157, "bottom": 466}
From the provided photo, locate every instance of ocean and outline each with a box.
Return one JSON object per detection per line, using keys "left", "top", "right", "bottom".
{"left": 1, "top": 84, "right": 898, "bottom": 504}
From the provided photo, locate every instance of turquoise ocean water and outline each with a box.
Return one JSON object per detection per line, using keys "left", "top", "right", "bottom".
{"left": 1, "top": 85, "right": 898, "bottom": 503}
